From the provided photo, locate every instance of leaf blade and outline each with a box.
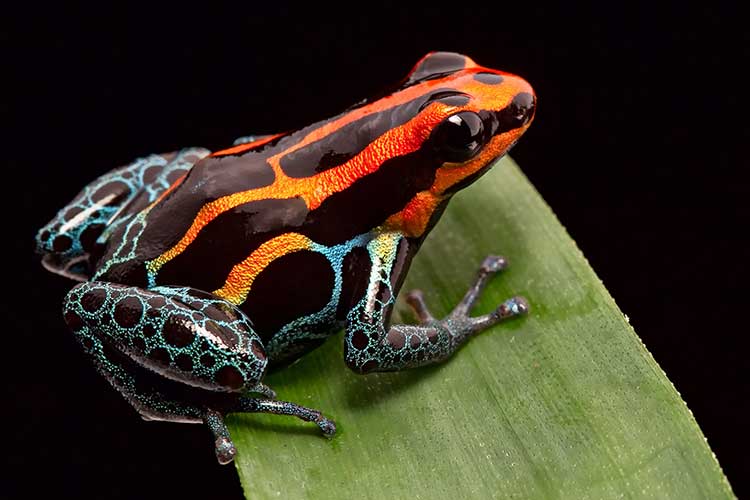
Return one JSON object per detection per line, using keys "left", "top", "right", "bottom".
{"left": 228, "top": 157, "right": 734, "bottom": 499}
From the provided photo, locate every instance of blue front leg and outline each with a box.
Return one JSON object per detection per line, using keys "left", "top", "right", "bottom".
{"left": 344, "top": 233, "right": 529, "bottom": 373}
{"left": 62, "top": 282, "right": 335, "bottom": 463}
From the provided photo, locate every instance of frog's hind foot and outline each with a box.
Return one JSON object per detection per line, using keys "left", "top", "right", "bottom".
{"left": 203, "top": 409, "right": 238, "bottom": 465}
{"left": 203, "top": 396, "right": 336, "bottom": 464}
{"left": 406, "top": 255, "right": 529, "bottom": 335}
{"left": 234, "top": 396, "right": 336, "bottom": 438}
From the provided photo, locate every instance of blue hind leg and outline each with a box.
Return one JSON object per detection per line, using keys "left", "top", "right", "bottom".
{"left": 62, "top": 281, "right": 335, "bottom": 463}
{"left": 36, "top": 147, "right": 209, "bottom": 280}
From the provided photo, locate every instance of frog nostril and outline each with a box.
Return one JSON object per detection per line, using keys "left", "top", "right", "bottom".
{"left": 493, "top": 92, "right": 536, "bottom": 134}
{"left": 510, "top": 92, "right": 535, "bottom": 126}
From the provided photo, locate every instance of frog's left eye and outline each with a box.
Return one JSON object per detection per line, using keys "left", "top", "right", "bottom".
{"left": 431, "top": 111, "right": 485, "bottom": 162}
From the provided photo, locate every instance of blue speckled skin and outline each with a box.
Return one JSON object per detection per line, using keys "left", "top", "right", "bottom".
{"left": 36, "top": 52, "right": 536, "bottom": 464}
{"left": 37, "top": 148, "right": 209, "bottom": 281}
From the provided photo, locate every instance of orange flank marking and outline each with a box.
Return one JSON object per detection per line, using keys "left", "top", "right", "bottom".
{"left": 212, "top": 232, "right": 312, "bottom": 305}
{"left": 383, "top": 191, "right": 442, "bottom": 237}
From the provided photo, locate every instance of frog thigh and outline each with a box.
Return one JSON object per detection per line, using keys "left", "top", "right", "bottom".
{"left": 36, "top": 147, "right": 209, "bottom": 280}
{"left": 62, "top": 281, "right": 335, "bottom": 464}
{"left": 63, "top": 281, "right": 268, "bottom": 396}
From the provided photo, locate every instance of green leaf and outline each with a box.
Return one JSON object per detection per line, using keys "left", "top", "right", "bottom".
{"left": 227, "top": 157, "right": 734, "bottom": 499}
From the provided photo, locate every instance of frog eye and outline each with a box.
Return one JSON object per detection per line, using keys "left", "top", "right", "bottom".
{"left": 431, "top": 111, "right": 485, "bottom": 162}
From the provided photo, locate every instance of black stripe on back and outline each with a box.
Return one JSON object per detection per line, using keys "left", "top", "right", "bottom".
{"left": 155, "top": 197, "right": 309, "bottom": 292}
{"left": 279, "top": 94, "right": 429, "bottom": 179}
{"left": 300, "top": 143, "right": 442, "bottom": 245}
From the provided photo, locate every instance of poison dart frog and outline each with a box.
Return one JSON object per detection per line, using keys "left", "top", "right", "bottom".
{"left": 35, "top": 52, "right": 536, "bottom": 464}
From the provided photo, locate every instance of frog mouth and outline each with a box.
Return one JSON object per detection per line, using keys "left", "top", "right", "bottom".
{"left": 41, "top": 253, "right": 90, "bottom": 282}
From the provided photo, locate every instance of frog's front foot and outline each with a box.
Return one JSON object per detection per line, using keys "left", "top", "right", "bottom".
{"left": 316, "top": 416, "right": 337, "bottom": 437}
{"left": 405, "top": 255, "right": 529, "bottom": 336}
{"left": 235, "top": 397, "right": 337, "bottom": 438}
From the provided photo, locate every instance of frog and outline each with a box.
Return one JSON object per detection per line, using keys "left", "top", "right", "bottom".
{"left": 35, "top": 51, "right": 536, "bottom": 464}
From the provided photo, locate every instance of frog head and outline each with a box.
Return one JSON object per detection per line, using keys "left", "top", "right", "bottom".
{"left": 366, "top": 51, "right": 536, "bottom": 236}
{"left": 401, "top": 51, "right": 536, "bottom": 195}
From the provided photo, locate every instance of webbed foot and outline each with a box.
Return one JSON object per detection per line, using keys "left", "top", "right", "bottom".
{"left": 406, "top": 255, "right": 529, "bottom": 336}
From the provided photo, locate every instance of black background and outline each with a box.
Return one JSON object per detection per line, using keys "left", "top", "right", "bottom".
{"left": 4, "top": 3, "right": 747, "bottom": 499}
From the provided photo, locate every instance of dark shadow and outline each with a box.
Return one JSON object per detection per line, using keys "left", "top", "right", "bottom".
{"left": 341, "top": 361, "right": 444, "bottom": 409}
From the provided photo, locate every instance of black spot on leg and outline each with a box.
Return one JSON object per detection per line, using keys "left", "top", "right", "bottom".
{"left": 351, "top": 331, "right": 369, "bottom": 350}
{"left": 162, "top": 315, "right": 195, "bottom": 347}
{"left": 148, "top": 347, "right": 171, "bottom": 366}
{"left": 53, "top": 235, "right": 72, "bottom": 252}
{"left": 360, "top": 359, "right": 379, "bottom": 373}
{"left": 175, "top": 353, "right": 194, "bottom": 372}
{"left": 204, "top": 320, "right": 238, "bottom": 350}
{"left": 215, "top": 365, "right": 245, "bottom": 391}
{"left": 386, "top": 329, "right": 406, "bottom": 350}
{"left": 200, "top": 353, "right": 215, "bottom": 368}
{"left": 63, "top": 208, "right": 83, "bottom": 225}
{"left": 427, "top": 327, "right": 440, "bottom": 344}
{"left": 64, "top": 310, "right": 84, "bottom": 331}
{"left": 102, "top": 343, "right": 120, "bottom": 364}
{"left": 143, "top": 165, "right": 162, "bottom": 184}
{"left": 81, "top": 288, "right": 107, "bottom": 313}
{"left": 79, "top": 223, "right": 105, "bottom": 253}
{"left": 114, "top": 296, "right": 143, "bottom": 328}
{"left": 92, "top": 180, "right": 129, "bottom": 206}
{"left": 148, "top": 296, "right": 166, "bottom": 309}
{"left": 250, "top": 340, "right": 266, "bottom": 361}
{"left": 132, "top": 336, "right": 146, "bottom": 352}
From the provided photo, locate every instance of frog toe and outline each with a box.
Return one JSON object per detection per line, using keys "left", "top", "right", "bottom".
{"left": 317, "top": 417, "right": 337, "bottom": 438}
{"left": 214, "top": 436, "right": 238, "bottom": 465}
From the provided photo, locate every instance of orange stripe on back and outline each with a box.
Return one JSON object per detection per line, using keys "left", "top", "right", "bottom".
{"left": 146, "top": 99, "right": 452, "bottom": 275}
